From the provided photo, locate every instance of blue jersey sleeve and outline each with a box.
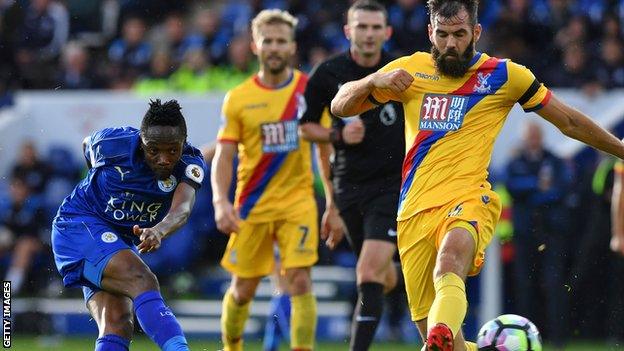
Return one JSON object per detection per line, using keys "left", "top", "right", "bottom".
{"left": 84, "top": 127, "right": 139, "bottom": 169}
{"left": 177, "top": 143, "right": 207, "bottom": 189}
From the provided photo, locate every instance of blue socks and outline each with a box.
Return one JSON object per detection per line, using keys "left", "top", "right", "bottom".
{"left": 263, "top": 293, "right": 291, "bottom": 351}
{"left": 134, "top": 290, "right": 189, "bottom": 351}
{"left": 95, "top": 334, "right": 129, "bottom": 351}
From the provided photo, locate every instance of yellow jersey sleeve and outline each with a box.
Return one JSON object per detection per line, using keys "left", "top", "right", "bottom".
{"left": 506, "top": 61, "right": 552, "bottom": 112}
{"left": 369, "top": 56, "right": 411, "bottom": 105}
{"left": 217, "top": 91, "right": 241, "bottom": 143}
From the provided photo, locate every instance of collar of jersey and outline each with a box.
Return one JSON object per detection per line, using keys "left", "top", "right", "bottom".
{"left": 253, "top": 71, "right": 294, "bottom": 90}
{"left": 469, "top": 51, "right": 483, "bottom": 67}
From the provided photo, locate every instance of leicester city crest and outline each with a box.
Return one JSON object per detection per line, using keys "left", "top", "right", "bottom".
{"left": 158, "top": 175, "right": 177, "bottom": 192}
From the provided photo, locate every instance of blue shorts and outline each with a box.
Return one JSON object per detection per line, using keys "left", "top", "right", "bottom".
{"left": 51, "top": 216, "right": 138, "bottom": 302}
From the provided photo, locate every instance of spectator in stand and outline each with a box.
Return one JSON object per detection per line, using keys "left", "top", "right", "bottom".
{"left": 543, "top": 42, "right": 601, "bottom": 95}
{"left": 505, "top": 122, "right": 570, "bottom": 349}
{"left": 554, "top": 15, "right": 590, "bottom": 53}
{"left": 595, "top": 37, "right": 624, "bottom": 89}
{"left": 133, "top": 51, "right": 174, "bottom": 94}
{"left": 601, "top": 14, "right": 622, "bottom": 41}
{"left": 11, "top": 141, "right": 51, "bottom": 196}
{"left": 0, "top": 177, "right": 47, "bottom": 296}
{"left": 56, "top": 41, "right": 103, "bottom": 90}
{"left": 186, "top": 8, "right": 230, "bottom": 66}
{"left": 108, "top": 15, "right": 152, "bottom": 80}
{"left": 151, "top": 11, "right": 193, "bottom": 69}
{"left": 170, "top": 48, "right": 211, "bottom": 92}
{"left": 0, "top": 2, "right": 24, "bottom": 91}
{"left": 14, "top": 0, "right": 69, "bottom": 88}
{"left": 207, "top": 34, "right": 256, "bottom": 91}
{"left": 572, "top": 155, "right": 624, "bottom": 345}
{"left": 387, "top": 0, "right": 429, "bottom": 56}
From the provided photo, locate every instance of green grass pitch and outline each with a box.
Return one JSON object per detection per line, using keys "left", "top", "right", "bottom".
{"left": 6, "top": 336, "right": 620, "bottom": 350}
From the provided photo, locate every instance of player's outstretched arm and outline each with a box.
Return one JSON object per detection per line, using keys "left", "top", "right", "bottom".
{"left": 316, "top": 142, "right": 345, "bottom": 250}
{"left": 300, "top": 122, "right": 332, "bottom": 143}
{"left": 537, "top": 94, "right": 624, "bottom": 159}
{"left": 200, "top": 141, "right": 217, "bottom": 164}
{"left": 330, "top": 69, "right": 413, "bottom": 117}
{"left": 211, "top": 141, "right": 240, "bottom": 234}
{"left": 134, "top": 182, "right": 197, "bottom": 253}
{"left": 611, "top": 165, "right": 624, "bottom": 255}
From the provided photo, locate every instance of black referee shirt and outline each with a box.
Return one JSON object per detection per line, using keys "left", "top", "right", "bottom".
{"left": 299, "top": 51, "right": 404, "bottom": 202}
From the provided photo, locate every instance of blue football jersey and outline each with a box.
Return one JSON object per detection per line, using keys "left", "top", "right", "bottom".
{"left": 55, "top": 127, "right": 206, "bottom": 238}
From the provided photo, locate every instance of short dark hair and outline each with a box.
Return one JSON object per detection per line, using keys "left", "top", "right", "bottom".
{"left": 427, "top": 0, "right": 479, "bottom": 26}
{"left": 348, "top": 0, "right": 388, "bottom": 24}
{"left": 141, "top": 99, "right": 187, "bottom": 138}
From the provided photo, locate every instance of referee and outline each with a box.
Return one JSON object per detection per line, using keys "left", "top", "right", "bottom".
{"left": 298, "top": 1, "right": 404, "bottom": 350}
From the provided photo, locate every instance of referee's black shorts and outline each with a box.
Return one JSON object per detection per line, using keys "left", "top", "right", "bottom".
{"left": 336, "top": 190, "right": 398, "bottom": 257}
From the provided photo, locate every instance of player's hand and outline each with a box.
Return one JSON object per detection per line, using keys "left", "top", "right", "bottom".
{"left": 321, "top": 206, "right": 345, "bottom": 250}
{"left": 214, "top": 199, "right": 240, "bottom": 234}
{"left": 371, "top": 69, "right": 414, "bottom": 94}
{"left": 342, "top": 118, "right": 365, "bottom": 145}
{"left": 133, "top": 225, "right": 163, "bottom": 254}
{"left": 611, "top": 234, "right": 624, "bottom": 256}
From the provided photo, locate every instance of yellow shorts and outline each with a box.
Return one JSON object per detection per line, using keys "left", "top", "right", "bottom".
{"left": 398, "top": 188, "right": 501, "bottom": 321}
{"left": 220, "top": 209, "right": 319, "bottom": 278}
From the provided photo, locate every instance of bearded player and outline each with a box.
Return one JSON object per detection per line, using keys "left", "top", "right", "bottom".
{"left": 331, "top": 0, "right": 624, "bottom": 350}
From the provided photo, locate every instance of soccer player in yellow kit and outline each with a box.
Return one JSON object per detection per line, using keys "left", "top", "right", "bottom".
{"left": 211, "top": 9, "right": 317, "bottom": 351}
{"left": 331, "top": 0, "right": 624, "bottom": 350}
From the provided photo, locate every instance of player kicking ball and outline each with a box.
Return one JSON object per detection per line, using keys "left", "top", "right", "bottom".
{"left": 51, "top": 99, "right": 206, "bottom": 351}
{"left": 332, "top": 0, "right": 624, "bottom": 350}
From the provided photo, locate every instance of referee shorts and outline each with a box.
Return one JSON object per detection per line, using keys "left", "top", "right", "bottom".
{"left": 338, "top": 191, "right": 398, "bottom": 256}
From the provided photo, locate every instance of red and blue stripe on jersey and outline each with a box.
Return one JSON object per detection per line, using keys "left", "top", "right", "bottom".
{"left": 398, "top": 56, "right": 508, "bottom": 211}
{"left": 238, "top": 75, "right": 308, "bottom": 219}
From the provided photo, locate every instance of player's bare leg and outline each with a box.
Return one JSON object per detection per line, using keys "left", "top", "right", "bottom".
{"left": 356, "top": 239, "right": 397, "bottom": 290}
{"left": 351, "top": 239, "right": 397, "bottom": 350}
{"left": 88, "top": 290, "right": 134, "bottom": 350}
{"left": 221, "top": 275, "right": 262, "bottom": 351}
{"left": 99, "top": 249, "right": 190, "bottom": 350}
{"left": 284, "top": 267, "right": 316, "bottom": 351}
{"left": 425, "top": 226, "right": 475, "bottom": 351}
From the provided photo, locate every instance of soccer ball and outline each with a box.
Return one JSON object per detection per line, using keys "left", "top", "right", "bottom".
{"left": 476, "top": 314, "right": 542, "bottom": 351}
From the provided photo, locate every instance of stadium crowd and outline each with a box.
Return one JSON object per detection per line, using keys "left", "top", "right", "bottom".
{"left": 2, "top": 0, "right": 624, "bottom": 348}
{"left": 0, "top": 0, "right": 623, "bottom": 95}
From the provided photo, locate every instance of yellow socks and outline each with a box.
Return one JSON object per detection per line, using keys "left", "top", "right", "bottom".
{"left": 427, "top": 272, "right": 467, "bottom": 338}
{"left": 465, "top": 341, "right": 478, "bottom": 351}
{"left": 290, "top": 292, "right": 317, "bottom": 350}
{"left": 221, "top": 291, "right": 250, "bottom": 351}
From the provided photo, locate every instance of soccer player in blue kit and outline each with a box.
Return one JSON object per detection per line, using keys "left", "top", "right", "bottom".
{"left": 51, "top": 99, "right": 207, "bottom": 351}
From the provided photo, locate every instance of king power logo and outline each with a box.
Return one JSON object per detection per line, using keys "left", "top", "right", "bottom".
{"left": 104, "top": 195, "right": 163, "bottom": 222}
{"left": 419, "top": 94, "right": 469, "bottom": 132}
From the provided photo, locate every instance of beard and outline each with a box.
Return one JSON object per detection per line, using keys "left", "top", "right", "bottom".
{"left": 431, "top": 39, "right": 474, "bottom": 78}
{"left": 264, "top": 55, "right": 288, "bottom": 75}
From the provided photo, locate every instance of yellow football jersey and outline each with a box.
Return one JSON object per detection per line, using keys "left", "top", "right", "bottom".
{"left": 217, "top": 70, "right": 315, "bottom": 222}
{"left": 370, "top": 52, "right": 551, "bottom": 221}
